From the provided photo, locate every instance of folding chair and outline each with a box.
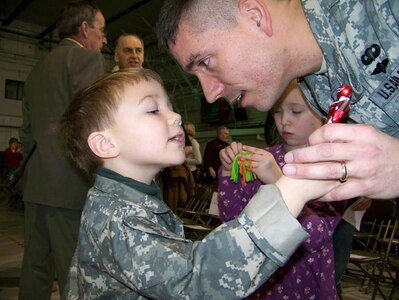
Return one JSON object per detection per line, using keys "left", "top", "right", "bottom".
{"left": 346, "top": 199, "right": 397, "bottom": 300}
{"left": 177, "top": 184, "right": 221, "bottom": 241}
{"left": 352, "top": 218, "right": 378, "bottom": 251}
{"left": 0, "top": 170, "right": 24, "bottom": 211}
{"left": 387, "top": 255, "right": 399, "bottom": 299}
{"left": 382, "top": 220, "right": 399, "bottom": 299}
{"left": 177, "top": 184, "right": 213, "bottom": 221}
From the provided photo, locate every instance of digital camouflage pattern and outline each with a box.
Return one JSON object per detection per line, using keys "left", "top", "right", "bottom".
{"left": 64, "top": 175, "right": 307, "bottom": 299}
{"left": 300, "top": 0, "right": 399, "bottom": 137}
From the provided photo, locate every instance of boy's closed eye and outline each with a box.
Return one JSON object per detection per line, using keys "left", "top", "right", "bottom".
{"left": 147, "top": 109, "right": 160, "bottom": 114}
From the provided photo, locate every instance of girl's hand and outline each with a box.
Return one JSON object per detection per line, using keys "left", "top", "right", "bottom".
{"left": 219, "top": 142, "right": 243, "bottom": 176}
{"left": 240, "top": 145, "right": 283, "bottom": 184}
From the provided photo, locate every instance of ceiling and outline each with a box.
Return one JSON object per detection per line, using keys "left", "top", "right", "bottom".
{"left": 0, "top": 0, "right": 166, "bottom": 54}
{"left": 0, "top": 0, "right": 204, "bottom": 115}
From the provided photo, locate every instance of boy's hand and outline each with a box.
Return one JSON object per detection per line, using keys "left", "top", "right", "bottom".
{"left": 219, "top": 142, "right": 243, "bottom": 176}
{"left": 240, "top": 145, "right": 283, "bottom": 184}
{"left": 276, "top": 176, "right": 341, "bottom": 217}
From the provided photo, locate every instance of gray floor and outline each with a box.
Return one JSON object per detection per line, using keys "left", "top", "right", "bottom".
{"left": 0, "top": 197, "right": 397, "bottom": 300}
{"left": 0, "top": 198, "right": 59, "bottom": 300}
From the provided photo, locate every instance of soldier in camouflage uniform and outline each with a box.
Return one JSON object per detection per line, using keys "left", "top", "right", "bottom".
{"left": 157, "top": 0, "right": 399, "bottom": 201}
{"left": 299, "top": 0, "right": 399, "bottom": 137}
{"left": 58, "top": 69, "right": 337, "bottom": 299}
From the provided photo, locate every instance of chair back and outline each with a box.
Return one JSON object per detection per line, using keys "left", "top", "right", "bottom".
{"left": 353, "top": 199, "right": 397, "bottom": 252}
{"left": 348, "top": 199, "right": 398, "bottom": 299}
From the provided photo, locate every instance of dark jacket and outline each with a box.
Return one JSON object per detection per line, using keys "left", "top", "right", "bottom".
{"left": 20, "top": 38, "right": 105, "bottom": 209}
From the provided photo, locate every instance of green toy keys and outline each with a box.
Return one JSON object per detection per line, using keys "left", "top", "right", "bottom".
{"left": 230, "top": 150, "right": 256, "bottom": 185}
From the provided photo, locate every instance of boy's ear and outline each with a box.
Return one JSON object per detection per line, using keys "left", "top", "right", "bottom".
{"left": 87, "top": 131, "right": 119, "bottom": 158}
{"left": 238, "top": 0, "right": 272, "bottom": 37}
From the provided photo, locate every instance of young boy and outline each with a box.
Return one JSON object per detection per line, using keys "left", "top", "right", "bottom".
{"left": 59, "top": 69, "right": 338, "bottom": 299}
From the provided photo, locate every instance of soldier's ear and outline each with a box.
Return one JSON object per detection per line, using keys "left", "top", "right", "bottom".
{"left": 88, "top": 130, "right": 119, "bottom": 158}
{"left": 238, "top": 0, "right": 272, "bottom": 37}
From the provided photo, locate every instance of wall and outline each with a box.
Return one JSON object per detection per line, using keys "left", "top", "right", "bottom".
{"left": 0, "top": 34, "right": 43, "bottom": 149}
{"left": 0, "top": 31, "right": 114, "bottom": 150}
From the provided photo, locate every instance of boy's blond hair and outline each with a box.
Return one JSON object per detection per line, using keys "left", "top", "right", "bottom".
{"left": 58, "top": 69, "right": 164, "bottom": 179}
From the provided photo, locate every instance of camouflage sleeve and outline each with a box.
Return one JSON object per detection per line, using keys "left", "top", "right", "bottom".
{"left": 239, "top": 185, "right": 309, "bottom": 263}
{"left": 388, "top": 0, "right": 398, "bottom": 26}
{"left": 80, "top": 185, "right": 307, "bottom": 299}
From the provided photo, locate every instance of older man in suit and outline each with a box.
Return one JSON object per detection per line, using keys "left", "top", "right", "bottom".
{"left": 18, "top": 1, "right": 106, "bottom": 298}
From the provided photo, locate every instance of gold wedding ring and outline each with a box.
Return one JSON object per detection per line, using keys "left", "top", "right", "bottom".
{"left": 340, "top": 161, "right": 348, "bottom": 182}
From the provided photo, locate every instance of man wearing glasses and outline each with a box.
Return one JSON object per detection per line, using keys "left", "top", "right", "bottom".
{"left": 19, "top": 1, "right": 106, "bottom": 299}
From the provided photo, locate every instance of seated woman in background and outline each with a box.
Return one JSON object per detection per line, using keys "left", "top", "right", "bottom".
{"left": 156, "top": 121, "right": 195, "bottom": 213}
{"left": 184, "top": 121, "right": 202, "bottom": 180}
{"left": 3, "top": 137, "right": 23, "bottom": 176}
